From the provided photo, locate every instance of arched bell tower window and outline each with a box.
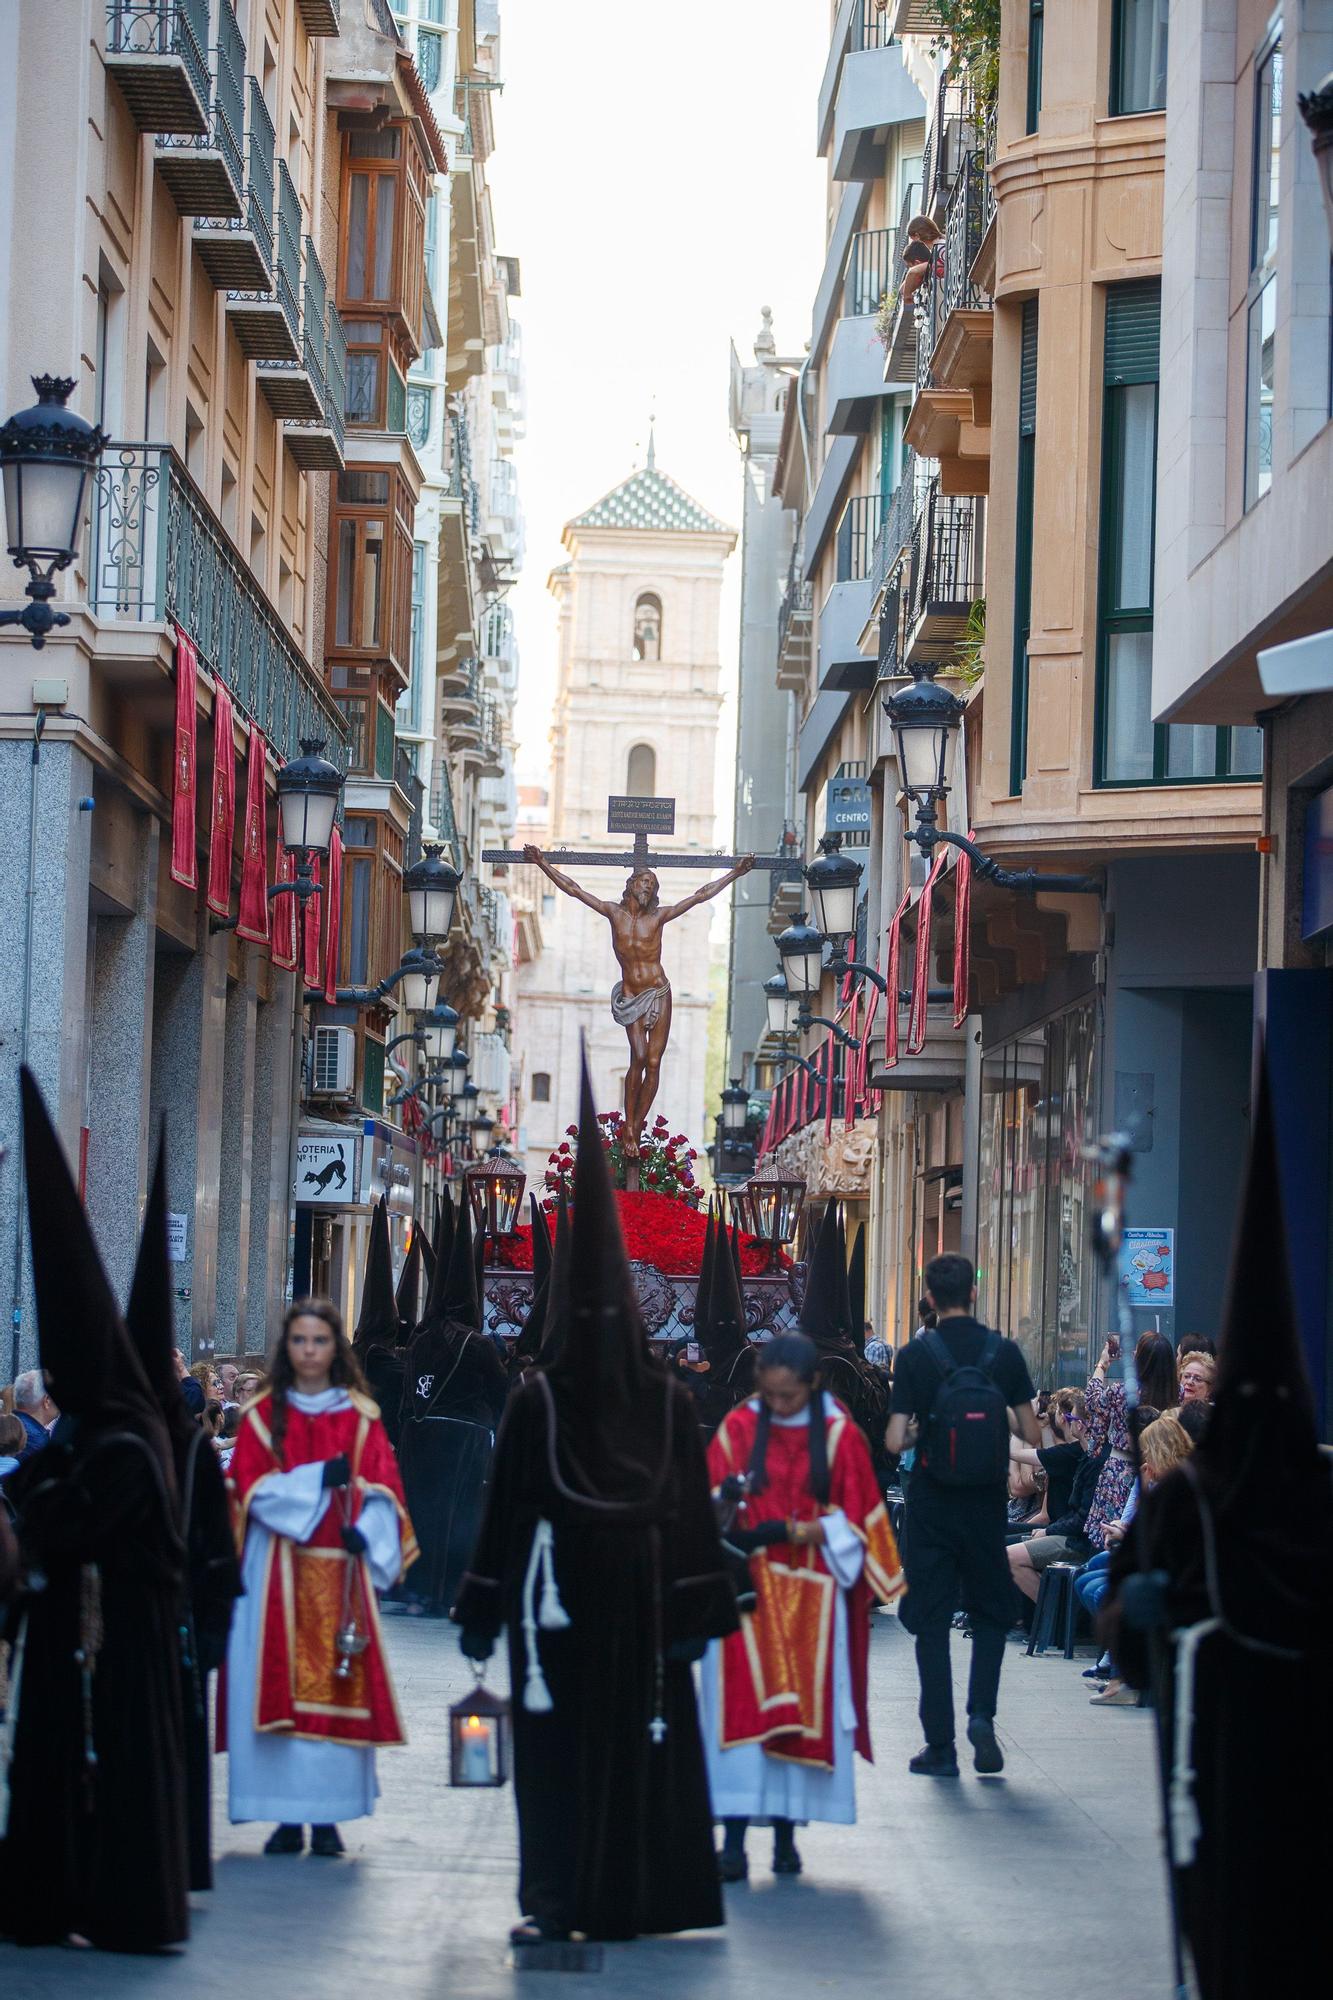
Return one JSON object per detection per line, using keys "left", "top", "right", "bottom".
{"left": 626, "top": 743, "right": 656, "bottom": 797}
{"left": 632, "top": 593, "right": 662, "bottom": 662}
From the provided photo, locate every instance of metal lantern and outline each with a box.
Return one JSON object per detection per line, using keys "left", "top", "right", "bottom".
{"left": 720, "top": 1078, "right": 750, "bottom": 1137}
{"left": 448, "top": 1672, "right": 511, "bottom": 1788}
{"left": 776, "top": 914, "right": 826, "bottom": 1000}
{"left": 468, "top": 1110, "right": 497, "bottom": 1160}
{"left": 276, "top": 739, "right": 344, "bottom": 859}
{"left": 0, "top": 374, "right": 108, "bottom": 572}
{"left": 748, "top": 1162, "right": 806, "bottom": 1249}
{"left": 882, "top": 665, "right": 965, "bottom": 801}
{"left": 404, "top": 842, "right": 461, "bottom": 945}
{"left": 763, "top": 971, "right": 803, "bottom": 1038}
{"left": 805, "top": 832, "right": 863, "bottom": 946}
{"left": 440, "top": 1048, "right": 470, "bottom": 1099}
{"left": 729, "top": 1184, "right": 757, "bottom": 1235}
{"left": 396, "top": 946, "right": 442, "bottom": 1016}
{"left": 418, "top": 999, "right": 459, "bottom": 1068}
{"left": 465, "top": 1147, "right": 524, "bottom": 1235}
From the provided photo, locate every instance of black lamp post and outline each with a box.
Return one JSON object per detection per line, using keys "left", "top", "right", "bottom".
{"left": 404, "top": 842, "right": 461, "bottom": 945}
{"left": 883, "top": 664, "right": 1100, "bottom": 895}
{"left": 0, "top": 375, "right": 108, "bottom": 649}
{"left": 276, "top": 738, "right": 345, "bottom": 907}
{"left": 763, "top": 971, "right": 803, "bottom": 1039}
{"left": 1299, "top": 71, "right": 1333, "bottom": 246}
{"left": 776, "top": 916, "right": 861, "bottom": 1050}
{"left": 720, "top": 1078, "right": 750, "bottom": 1138}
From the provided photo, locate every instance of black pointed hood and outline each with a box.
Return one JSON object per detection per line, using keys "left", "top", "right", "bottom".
{"left": 529, "top": 1192, "right": 553, "bottom": 1292}
{"left": 799, "top": 1199, "right": 857, "bottom": 1355}
{"left": 510, "top": 1195, "right": 554, "bottom": 1367}
{"left": 19, "top": 1069, "right": 171, "bottom": 1471}
{"left": 1202, "top": 1047, "right": 1320, "bottom": 1494}
{"left": 706, "top": 1207, "right": 751, "bottom": 1375}
{"left": 395, "top": 1224, "right": 424, "bottom": 1342}
{"left": 543, "top": 1051, "right": 667, "bottom": 1500}
{"left": 833, "top": 1203, "right": 859, "bottom": 1350}
{"left": 534, "top": 1182, "right": 571, "bottom": 1369}
{"left": 422, "top": 1187, "right": 455, "bottom": 1324}
{"left": 435, "top": 1185, "right": 481, "bottom": 1332}
{"left": 353, "top": 1197, "right": 399, "bottom": 1351}
{"left": 847, "top": 1222, "right": 867, "bottom": 1350}
{"left": 124, "top": 1126, "right": 194, "bottom": 1447}
{"left": 691, "top": 1201, "right": 719, "bottom": 1349}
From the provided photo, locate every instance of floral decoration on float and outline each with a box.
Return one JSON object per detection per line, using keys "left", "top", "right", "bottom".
{"left": 486, "top": 1112, "right": 789, "bottom": 1279}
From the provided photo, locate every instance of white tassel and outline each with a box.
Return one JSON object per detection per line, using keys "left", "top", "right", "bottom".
{"left": 537, "top": 1521, "right": 571, "bottom": 1631}
{"left": 1169, "top": 1617, "right": 1220, "bottom": 1868}
{"left": 520, "top": 1519, "right": 565, "bottom": 1713}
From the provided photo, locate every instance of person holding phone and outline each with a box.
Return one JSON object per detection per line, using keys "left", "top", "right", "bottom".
{"left": 1082, "top": 1332, "right": 1177, "bottom": 1549}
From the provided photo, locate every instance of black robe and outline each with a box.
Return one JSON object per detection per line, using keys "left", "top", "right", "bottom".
{"left": 1109, "top": 1464, "right": 1333, "bottom": 1999}
{"left": 0, "top": 1428, "right": 189, "bottom": 1952}
{"left": 361, "top": 1342, "right": 408, "bottom": 1452}
{"left": 398, "top": 1326, "right": 508, "bottom": 1614}
{"left": 454, "top": 1373, "right": 738, "bottom": 1941}
{"left": 174, "top": 1426, "right": 241, "bottom": 1892}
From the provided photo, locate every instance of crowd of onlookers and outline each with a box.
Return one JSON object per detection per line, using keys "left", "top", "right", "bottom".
{"left": 0, "top": 1349, "right": 262, "bottom": 1495}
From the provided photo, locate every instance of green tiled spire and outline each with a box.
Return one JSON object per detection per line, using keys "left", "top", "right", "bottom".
{"left": 568, "top": 460, "right": 731, "bottom": 536}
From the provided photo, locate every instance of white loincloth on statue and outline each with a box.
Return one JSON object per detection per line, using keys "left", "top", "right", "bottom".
{"left": 610, "top": 980, "right": 670, "bottom": 1029}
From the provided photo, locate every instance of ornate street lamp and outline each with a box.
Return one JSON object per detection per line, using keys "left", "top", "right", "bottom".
{"left": 776, "top": 913, "right": 826, "bottom": 999}
{"left": 805, "top": 832, "right": 862, "bottom": 947}
{"left": 469, "top": 1110, "right": 496, "bottom": 1158}
{"left": 418, "top": 999, "right": 459, "bottom": 1067}
{"left": 404, "top": 842, "right": 461, "bottom": 945}
{"left": 394, "top": 946, "right": 442, "bottom": 1016}
{"left": 0, "top": 374, "right": 108, "bottom": 648}
{"left": 883, "top": 664, "right": 1100, "bottom": 894}
{"left": 1300, "top": 71, "right": 1333, "bottom": 247}
{"left": 720, "top": 1078, "right": 750, "bottom": 1138}
{"left": 764, "top": 971, "right": 803, "bottom": 1039}
{"left": 729, "top": 1185, "right": 757, "bottom": 1235}
{"left": 277, "top": 738, "right": 344, "bottom": 862}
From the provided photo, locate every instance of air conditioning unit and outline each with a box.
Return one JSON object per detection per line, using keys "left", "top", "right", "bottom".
{"left": 311, "top": 1025, "right": 356, "bottom": 1095}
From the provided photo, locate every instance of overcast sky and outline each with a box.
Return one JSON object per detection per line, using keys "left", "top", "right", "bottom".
{"left": 485, "top": 0, "right": 828, "bottom": 820}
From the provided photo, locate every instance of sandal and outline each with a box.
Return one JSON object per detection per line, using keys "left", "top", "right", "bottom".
{"left": 509, "top": 1918, "right": 572, "bottom": 1946}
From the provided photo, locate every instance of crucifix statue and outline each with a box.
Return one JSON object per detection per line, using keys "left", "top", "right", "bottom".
{"left": 522, "top": 843, "right": 753, "bottom": 1157}
{"left": 485, "top": 794, "right": 798, "bottom": 1170}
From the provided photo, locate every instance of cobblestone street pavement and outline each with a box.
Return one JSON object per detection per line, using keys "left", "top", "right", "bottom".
{"left": 0, "top": 1612, "right": 1175, "bottom": 2000}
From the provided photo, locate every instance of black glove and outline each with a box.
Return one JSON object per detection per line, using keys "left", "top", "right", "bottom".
{"left": 339, "top": 1524, "right": 368, "bottom": 1556}
{"left": 458, "top": 1627, "right": 495, "bottom": 1663}
{"left": 322, "top": 1454, "right": 351, "bottom": 1491}
{"left": 725, "top": 1520, "right": 789, "bottom": 1554}
{"left": 717, "top": 1474, "right": 747, "bottom": 1506}
{"left": 667, "top": 1635, "right": 708, "bottom": 1664}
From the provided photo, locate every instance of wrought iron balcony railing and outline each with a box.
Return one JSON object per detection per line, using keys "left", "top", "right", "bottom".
{"left": 429, "top": 749, "right": 461, "bottom": 866}
{"left": 941, "top": 148, "right": 989, "bottom": 323}
{"left": 835, "top": 493, "right": 882, "bottom": 585}
{"left": 844, "top": 228, "right": 896, "bottom": 318}
{"left": 105, "top": 0, "right": 210, "bottom": 134}
{"left": 776, "top": 545, "right": 813, "bottom": 692}
{"left": 195, "top": 75, "right": 275, "bottom": 293}
{"left": 870, "top": 449, "right": 917, "bottom": 595}
{"left": 89, "top": 443, "right": 349, "bottom": 770}
{"left": 851, "top": 0, "right": 895, "bottom": 50}
{"left": 154, "top": 0, "right": 245, "bottom": 219}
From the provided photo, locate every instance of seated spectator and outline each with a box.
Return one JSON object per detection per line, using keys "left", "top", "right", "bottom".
{"left": 11, "top": 1369, "right": 58, "bottom": 1458}
{"left": 1007, "top": 1457, "right": 1047, "bottom": 1529}
{"left": 1008, "top": 1396, "right": 1109, "bottom": 1601}
{"left": 1084, "top": 1413, "right": 1195, "bottom": 1707}
{"left": 233, "top": 1370, "right": 262, "bottom": 1404}
{"left": 215, "top": 1359, "right": 241, "bottom": 1405}
{"left": 0, "top": 1413, "right": 26, "bottom": 1482}
{"left": 1169, "top": 1399, "right": 1211, "bottom": 1446}
{"left": 1175, "top": 1332, "right": 1216, "bottom": 1362}
{"left": 1012, "top": 1387, "right": 1087, "bottom": 1519}
{"left": 200, "top": 1398, "right": 224, "bottom": 1440}
{"left": 215, "top": 1404, "right": 242, "bottom": 1471}
{"left": 1177, "top": 1351, "right": 1216, "bottom": 1406}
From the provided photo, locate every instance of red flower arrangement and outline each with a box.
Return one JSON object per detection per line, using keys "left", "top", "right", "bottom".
{"left": 544, "top": 1110, "right": 702, "bottom": 1207}
{"left": 489, "top": 1189, "right": 788, "bottom": 1279}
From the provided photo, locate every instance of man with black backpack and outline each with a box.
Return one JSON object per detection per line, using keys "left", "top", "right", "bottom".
{"left": 886, "top": 1254, "right": 1040, "bottom": 1778}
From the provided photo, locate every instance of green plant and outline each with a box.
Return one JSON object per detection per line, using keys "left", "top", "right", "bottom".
{"left": 943, "top": 598, "right": 986, "bottom": 688}
{"left": 875, "top": 286, "right": 900, "bottom": 348}
{"left": 931, "top": 0, "right": 1000, "bottom": 109}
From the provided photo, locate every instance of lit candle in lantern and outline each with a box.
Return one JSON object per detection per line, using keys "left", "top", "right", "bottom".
{"left": 459, "top": 1713, "right": 492, "bottom": 1784}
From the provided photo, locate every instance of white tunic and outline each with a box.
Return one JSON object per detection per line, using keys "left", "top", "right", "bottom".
{"left": 700, "top": 1398, "right": 866, "bottom": 1826}
{"left": 225, "top": 1387, "right": 402, "bottom": 1825}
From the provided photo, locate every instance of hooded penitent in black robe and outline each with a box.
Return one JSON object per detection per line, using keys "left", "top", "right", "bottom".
{"left": 682, "top": 1203, "right": 754, "bottom": 1436}
{"left": 398, "top": 1196, "right": 508, "bottom": 1614}
{"left": 0, "top": 1071, "right": 189, "bottom": 1952}
{"left": 507, "top": 1193, "right": 554, "bottom": 1379}
{"left": 124, "top": 1135, "right": 240, "bottom": 1893}
{"left": 1107, "top": 1056, "right": 1333, "bottom": 2000}
{"left": 454, "top": 1057, "right": 739, "bottom": 1943}
{"left": 354, "top": 1196, "right": 410, "bottom": 1450}
{"left": 798, "top": 1200, "right": 888, "bottom": 1451}
{"left": 127, "top": 1137, "right": 239, "bottom": 1887}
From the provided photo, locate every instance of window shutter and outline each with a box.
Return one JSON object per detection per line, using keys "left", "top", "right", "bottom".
{"left": 1104, "top": 279, "right": 1161, "bottom": 386}
{"left": 1019, "top": 300, "right": 1039, "bottom": 436}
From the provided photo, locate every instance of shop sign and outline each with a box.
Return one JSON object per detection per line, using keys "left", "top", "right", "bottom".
{"left": 294, "top": 1133, "right": 358, "bottom": 1204}
{"left": 361, "top": 1119, "right": 417, "bottom": 1214}
{"left": 1120, "top": 1227, "right": 1174, "bottom": 1308}
{"left": 825, "top": 776, "right": 871, "bottom": 843}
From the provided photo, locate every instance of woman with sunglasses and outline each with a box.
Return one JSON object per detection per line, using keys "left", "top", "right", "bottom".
{"left": 1006, "top": 1389, "right": 1108, "bottom": 1604}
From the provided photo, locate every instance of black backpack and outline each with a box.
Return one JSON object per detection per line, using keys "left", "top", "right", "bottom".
{"left": 919, "top": 1328, "right": 1010, "bottom": 1488}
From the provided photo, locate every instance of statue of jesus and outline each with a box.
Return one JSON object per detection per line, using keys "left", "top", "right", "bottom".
{"left": 522, "top": 846, "right": 755, "bottom": 1158}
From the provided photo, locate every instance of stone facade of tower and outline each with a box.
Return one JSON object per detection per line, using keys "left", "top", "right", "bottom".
{"left": 514, "top": 454, "right": 736, "bottom": 1188}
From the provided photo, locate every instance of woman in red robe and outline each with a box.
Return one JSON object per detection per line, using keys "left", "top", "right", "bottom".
{"left": 702, "top": 1334, "right": 903, "bottom": 1880}
{"left": 222, "top": 1300, "right": 417, "bottom": 1856}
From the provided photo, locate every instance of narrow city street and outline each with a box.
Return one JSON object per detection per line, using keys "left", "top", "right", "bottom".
{"left": 0, "top": 1613, "right": 1172, "bottom": 2000}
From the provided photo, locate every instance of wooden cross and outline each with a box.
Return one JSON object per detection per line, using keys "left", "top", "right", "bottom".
{"left": 482, "top": 795, "right": 803, "bottom": 876}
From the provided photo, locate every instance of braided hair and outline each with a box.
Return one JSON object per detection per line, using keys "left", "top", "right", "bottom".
{"left": 747, "top": 1333, "right": 830, "bottom": 1504}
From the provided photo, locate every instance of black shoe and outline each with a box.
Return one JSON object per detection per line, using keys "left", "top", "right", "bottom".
{"left": 717, "top": 1847, "right": 749, "bottom": 1882}
{"left": 909, "top": 1743, "right": 960, "bottom": 1778}
{"left": 772, "top": 1843, "right": 802, "bottom": 1876}
{"left": 263, "top": 1824, "right": 304, "bottom": 1855}
{"left": 967, "top": 1716, "right": 1005, "bottom": 1775}
{"left": 510, "top": 1918, "right": 572, "bottom": 1946}
{"left": 309, "top": 1824, "right": 344, "bottom": 1857}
